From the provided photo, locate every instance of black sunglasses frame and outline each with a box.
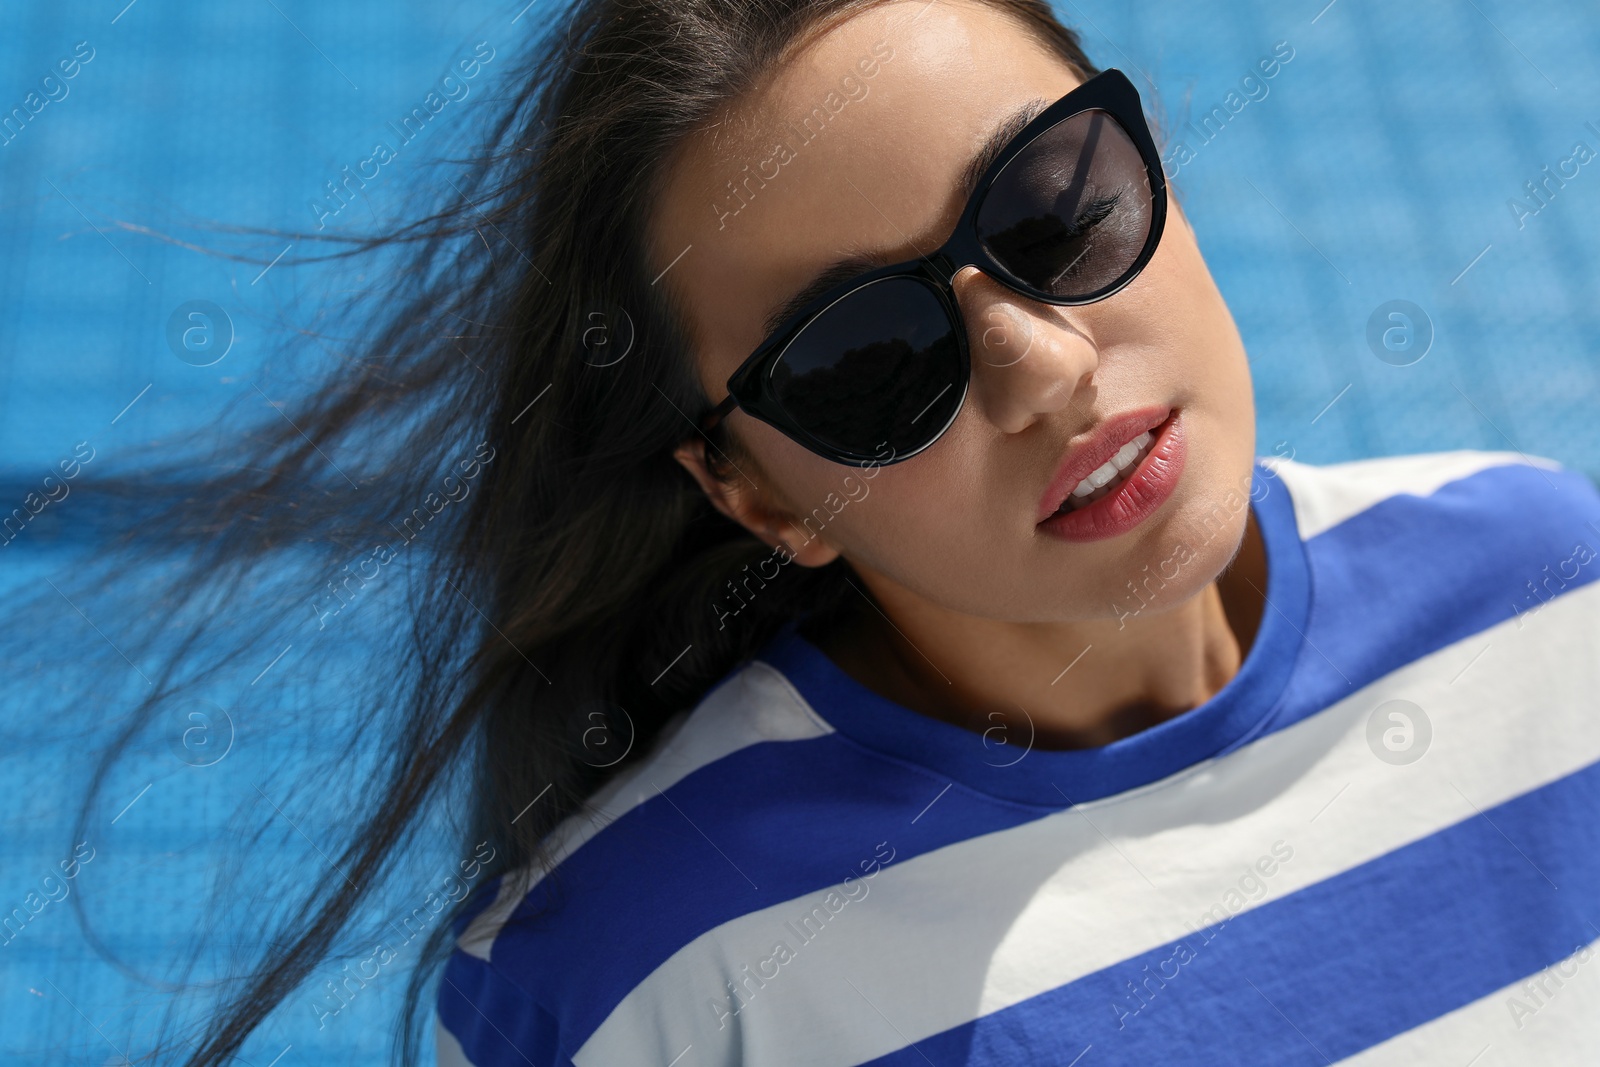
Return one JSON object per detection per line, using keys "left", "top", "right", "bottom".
{"left": 696, "top": 67, "right": 1169, "bottom": 467}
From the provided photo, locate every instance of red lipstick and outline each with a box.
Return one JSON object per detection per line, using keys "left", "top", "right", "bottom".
{"left": 1036, "top": 406, "right": 1185, "bottom": 542}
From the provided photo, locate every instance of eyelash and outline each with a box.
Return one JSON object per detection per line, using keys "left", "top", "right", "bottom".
{"left": 1067, "top": 190, "right": 1122, "bottom": 236}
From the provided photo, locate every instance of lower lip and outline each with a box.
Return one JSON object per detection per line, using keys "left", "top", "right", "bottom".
{"left": 1037, "top": 410, "right": 1186, "bottom": 543}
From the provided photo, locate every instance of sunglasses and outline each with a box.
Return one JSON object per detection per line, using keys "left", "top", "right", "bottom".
{"left": 696, "top": 67, "right": 1168, "bottom": 467}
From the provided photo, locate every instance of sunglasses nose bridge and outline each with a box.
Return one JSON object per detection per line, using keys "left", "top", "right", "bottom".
{"left": 924, "top": 249, "right": 963, "bottom": 287}
{"left": 926, "top": 234, "right": 1018, "bottom": 301}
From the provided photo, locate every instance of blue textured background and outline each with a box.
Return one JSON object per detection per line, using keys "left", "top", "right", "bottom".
{"left": 2, "top": 1, "right": 1596, "bottom": 1064}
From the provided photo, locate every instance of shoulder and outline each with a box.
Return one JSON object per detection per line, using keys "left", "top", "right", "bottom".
{"left": 1263, "top": 447, "right": 1599, "bottom": 543}
{"left": 1261, "top": 449, "right": 1600, "bottom": 698}
{"left": 435, "top": 655, "right": 850, "bottom": 1062}
{"left": 458, "top": 652, "right": 839, "bottom": 941}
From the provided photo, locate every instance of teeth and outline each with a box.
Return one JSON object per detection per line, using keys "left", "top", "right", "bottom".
{"left": 1061, "top": 430, "right": 1156, "bottom": 512}
{"left": 1112, "top": 436, "right": 1146, "bottom": 470}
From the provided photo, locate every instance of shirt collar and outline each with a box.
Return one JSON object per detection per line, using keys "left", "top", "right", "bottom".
{"left": 754, "top": 460, "right": 1311, "bottom": 808}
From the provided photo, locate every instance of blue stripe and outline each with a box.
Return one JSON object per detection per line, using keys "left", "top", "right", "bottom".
{"left": 860, "top": 756, "right": 1600, "bottom": 1066}
{"left": 439, "top": 949, "right": 569, "bottom": 1067}
{"left": 1278, "top": 461, "right": 1600, "bottom": 726}
{"left": 486, "top": 733, "right": 1059, "bottom": 1049}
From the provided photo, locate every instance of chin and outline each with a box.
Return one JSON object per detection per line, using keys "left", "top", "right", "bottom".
{"left": 1094, "top": 468, "right": 1253, "bottom": 622}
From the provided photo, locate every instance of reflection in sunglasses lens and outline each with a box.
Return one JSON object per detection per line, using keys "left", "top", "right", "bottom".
{"left": 976, "top": 109, "right": 1153, "bottom": 299}
{"left": 771, "top": 276, "right": 963, "bottom": 458}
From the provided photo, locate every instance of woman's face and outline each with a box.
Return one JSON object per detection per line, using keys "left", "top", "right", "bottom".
{"left": 653, "top": 0, "right": 1257, "bottom": 624}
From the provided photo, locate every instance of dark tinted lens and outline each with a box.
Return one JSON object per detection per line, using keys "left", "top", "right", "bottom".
{"left": 975, "top": 108, "right": 1154, "bottom": 299}
{"left": 768, "top": 276, "right": 963, "bottom": 460}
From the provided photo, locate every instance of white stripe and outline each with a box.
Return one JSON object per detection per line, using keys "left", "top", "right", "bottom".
{"left": 435, "top": 1010, "right": 475, "bottom": 1067}
{"left": 574, "top": 579, "right": 1600, "bottom": 1065}
{"left": 1334, "top": 934, "right": 1600, "bottom": 1065}
{"left": 1267, "top": 449, "right": 1561, "bottom": 540}
{"left": 457, "top": 661, "right": 832, "bottom": 959}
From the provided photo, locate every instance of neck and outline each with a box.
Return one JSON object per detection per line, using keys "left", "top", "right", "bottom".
{"left": 810, "top": 510, "right": 1268, "bottom": 750}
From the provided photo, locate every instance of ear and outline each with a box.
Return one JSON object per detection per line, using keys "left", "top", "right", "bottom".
{"left": 672, "top": 438, "right": 841, "bottom": 568}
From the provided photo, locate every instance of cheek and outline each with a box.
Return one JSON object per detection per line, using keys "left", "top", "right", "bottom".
{"left": 1111, "top": 214, "right": 1255, "bottom": 459}
{"left": 796, "top": 426, "right": 1007, "bottom": 598}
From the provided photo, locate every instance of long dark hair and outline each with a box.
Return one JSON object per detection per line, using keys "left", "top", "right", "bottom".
{"left": 42, "top": 2, "right": 1109, "bottom": 1063}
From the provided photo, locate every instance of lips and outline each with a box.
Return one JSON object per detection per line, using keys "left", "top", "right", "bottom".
{"left": 1035, "top": 405, "right": 1175, "bottom": 523}
{"left": 1035, "top": 406, "right": 1186, "bottom": 543}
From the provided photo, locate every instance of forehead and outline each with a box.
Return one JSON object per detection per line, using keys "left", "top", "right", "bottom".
{"left": 649, "top": 0, "right": 1084, "bottom": 387}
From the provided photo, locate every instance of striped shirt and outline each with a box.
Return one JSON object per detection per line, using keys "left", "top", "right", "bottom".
{"left": 436, "top": 450, "right": 1600, "bottom": 1066}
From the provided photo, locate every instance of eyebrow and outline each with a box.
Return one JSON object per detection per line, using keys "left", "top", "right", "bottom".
{"left": 759, "top": 96, "right": 1053, "bottom": 341}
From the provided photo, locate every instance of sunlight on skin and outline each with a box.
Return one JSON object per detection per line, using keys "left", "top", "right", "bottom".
{"left": 654, "top": 0, "right": 1265, "bottom": 749}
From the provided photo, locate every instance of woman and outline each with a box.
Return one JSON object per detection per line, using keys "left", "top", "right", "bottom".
{"left": 422, "top": 0, "right": 1600, "bottom": 1063}
{"left": 71, "top": 0, "right": 1600, "bottom": 1064}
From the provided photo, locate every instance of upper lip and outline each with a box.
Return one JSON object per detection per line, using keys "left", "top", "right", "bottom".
{"left": 1035, "top": 404, "right": 1174, "bottom": 523}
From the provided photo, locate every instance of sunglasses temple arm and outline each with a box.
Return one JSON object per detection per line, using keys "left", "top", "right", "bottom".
{"left": 699, "top": 392, "right": 739, "bottom": 433}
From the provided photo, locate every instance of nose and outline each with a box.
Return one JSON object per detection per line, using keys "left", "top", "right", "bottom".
{"left": 951, "top": 266, "right": 1099, "bottom": 435}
